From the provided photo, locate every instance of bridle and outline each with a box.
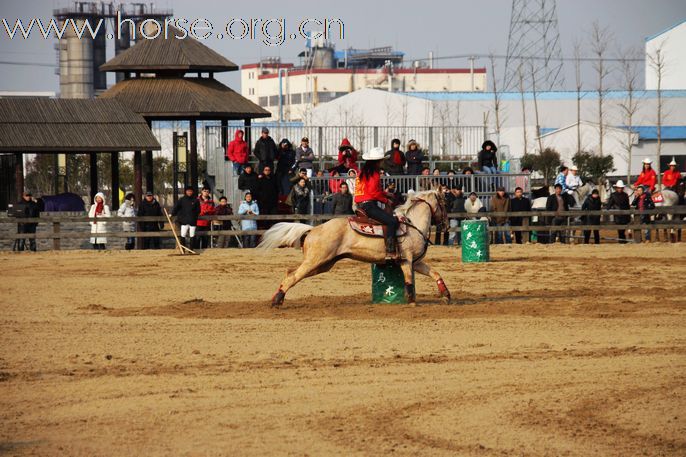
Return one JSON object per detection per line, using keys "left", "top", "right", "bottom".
{"left": 411, "top": 196, "right": 446, "bottom": 227}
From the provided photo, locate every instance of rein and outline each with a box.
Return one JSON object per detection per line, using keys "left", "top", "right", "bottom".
{"left": 399, "top": 196, "right": 444, "bottom": 252}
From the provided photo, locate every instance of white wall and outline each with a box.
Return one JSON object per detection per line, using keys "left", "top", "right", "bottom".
{"left": 645, "top": 21, "right": 686, "bottom": 91}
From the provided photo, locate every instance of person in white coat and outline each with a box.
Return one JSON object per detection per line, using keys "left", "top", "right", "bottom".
{"left": 117, "top": 193, "right": 136, "bottom": 250}
{"left": 565, "top": 165, "right": 583, "bottom": 206}
{"left": 89, "top": 192, "right": 110, "bottom": 250}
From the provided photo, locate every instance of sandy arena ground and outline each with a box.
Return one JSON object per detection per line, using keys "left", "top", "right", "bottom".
{"left": 1, "top": 244, "right": 685, "bottom": 456}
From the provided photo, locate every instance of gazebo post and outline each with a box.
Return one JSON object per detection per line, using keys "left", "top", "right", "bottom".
{"left": 145, "top": 119, "right": 153, "bottom": 193}
{"left": 244, "top": 118, "right": 252, "bottom": 153}
{"left": 145, "top": 150, "right": 154, "bottom": 193}
{"left": 190, "top": 118, "right": 198, "bottom": 190}
{"left": 14, "top": 153, "right": 24, "bottom": 198}
{"left": 134, "top": 151, "right": 143, "bottom": 203}
{"left": 221, "top": 118, "right": 228, "bottom": 152}
{"left": 89, "top": 152, "right": 98, "bottom": 201}
{"left": 111, "top": 151, "right": 120, "bottom": 211}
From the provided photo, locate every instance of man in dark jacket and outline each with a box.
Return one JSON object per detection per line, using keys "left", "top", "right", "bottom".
{"left": 276, "top": 138, "right": 296, "bottom": 195}
{"left": 581, "top": 189, "right": 602, "bottom": 244}
{"left": 449, "top": 186, "right": 466, "bottom": 246}
{"left": 384, "top": 138, "right": 406, "bottom": 175}
{"left": 605, "top": 180, "right": 631, "bottom": 243}
{"left": 545, "top": 183, "right": 569, "bottom": 243}
{"left": 138, "top": 191, "right": 164, "bottom": 249}
{"left": 238, "top": 164, "right": 259, "bottom": 196}
{"left": 172, "top": 186, "right": 200, "bottom": 248}
{"left": 405, "top": 140, "right": 425, "bottom": 175}
{"left": 331, "top": 182, "right": 354, "bottom": 215}
{"left": 256, "top": 165, "right": 279, "bottom": 218}
{"left": 214, "top": 196, "right": 234, "bottom": 248}
{"left": 13, "top": 191, "right": 40, "bottom": 251}
{"left": 478, "top": 140, "right": 498, "bottom": 174}
{"left": 510, "top": 187, "right": 531, "bottom": 244}
{"left": 253, "top": 127, "right": 277, "bottom": 173}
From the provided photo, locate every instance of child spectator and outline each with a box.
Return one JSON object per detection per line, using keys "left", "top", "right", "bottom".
{"left": 214, "top": 196, "right": 234, "bottom": 248}
{"left": 196, "top": 188, "right": 215, "bottom": 249}
{"left": 117, "top": 192, "right": 136, "bottom": 250}
{"left": 631, "top": 185, "right": 655, "bottom": 242}
{"left": 238, "top": 191, "right": 259, "bottom": 248}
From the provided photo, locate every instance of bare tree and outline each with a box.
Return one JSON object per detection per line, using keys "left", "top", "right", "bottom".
{"left": 647, "top": 43, "right": 667, "bottom": 187}
{"left": 589, "top": 22, "right": 613, "bottom": 156}
{"left": 489, "top": 53, "right": 503, "bottom": 143}
{"left": 517, "top": 62, "right": 528, "bottom": 155}
{"left": 529, "top": 60, "right": 543, "bottom": 153}
{"left": 618, "top": 46, "right": 641, "bottom": 184}
{"left": 573, "top": 40, "right": 583, "bottom": 155}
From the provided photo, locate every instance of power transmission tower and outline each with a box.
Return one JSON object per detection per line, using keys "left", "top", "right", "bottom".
{"left": 503, "top": 0, "right": 564, "bottom": 92}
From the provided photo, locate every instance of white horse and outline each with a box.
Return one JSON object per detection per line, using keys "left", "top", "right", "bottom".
{"left": 531, "top": 182, "right": 595, "bottom": 210}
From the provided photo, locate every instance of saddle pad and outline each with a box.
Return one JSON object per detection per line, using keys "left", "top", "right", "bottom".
{"left": 652, "top": 192, "right": 664, "bottom": 203}
{"left": 348, "top": 217, "right": 408, "bottom": 237}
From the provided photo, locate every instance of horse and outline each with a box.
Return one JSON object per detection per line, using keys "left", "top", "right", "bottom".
{"left": 531, "top": 182, "right": 594, "bottom": 210}
{"left": 259, "top": 190, "right": 451, "bottom": 308}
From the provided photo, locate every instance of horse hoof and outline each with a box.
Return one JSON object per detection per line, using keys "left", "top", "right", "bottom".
{"left": 271, "top": 290, "right": 285, "bottom": 308}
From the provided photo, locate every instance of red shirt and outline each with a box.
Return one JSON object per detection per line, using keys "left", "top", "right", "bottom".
{"left": 354, "top": 171, "right": 388, "bottom": 204}
{"left": 663, "top": 169, "right": 681, "bottom": 188}
{"left": 634, "top": 169, "right": 657, "bottom": 192}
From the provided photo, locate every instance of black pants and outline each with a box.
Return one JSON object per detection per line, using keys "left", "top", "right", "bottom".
{"left": 550, "top": 217, "right": 567, "bottom": 243}
{"left": 142, "top": 230, "right": 161, "bottom": 249}
{"left": 359, "top": 201, "right": 398, "bottom": 243}
{"left": 583, "top": 230, "right": 600, "bottom": 244}
{"left": 15, "top": 224, "right": 37, "bottom": 251}
{"left": 618, "top": 230, "right": 627, "bottom": 243}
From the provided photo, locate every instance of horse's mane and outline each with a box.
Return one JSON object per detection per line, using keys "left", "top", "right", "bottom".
{"left": 395, "top": 190, "right": 438, "bottom": 216}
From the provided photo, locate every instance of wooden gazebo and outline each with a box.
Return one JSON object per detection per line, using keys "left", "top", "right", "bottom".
{"left": 99, "top": 30, "right": 270, "bottom": 202}
{"left": 0, "top": 98, "right": 161, "bottom": 209}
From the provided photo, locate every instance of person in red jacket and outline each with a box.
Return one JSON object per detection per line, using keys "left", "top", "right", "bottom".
{"left": 354, "top": 146, "right": 398, "bottom": 260}
{"left": 196, "top": 188, "right": 216, "bottom": 249}
{"left": 337, "top": 138, "right": 359, "bottom": 173}
{"left": 662, "top": 158, "right": 682, "bottom": 190}
{"left": 634, "top": 158, "right": 657, "bottom": 192}
{"left": 226, "top": 129, "right": 249, "bottom": 175}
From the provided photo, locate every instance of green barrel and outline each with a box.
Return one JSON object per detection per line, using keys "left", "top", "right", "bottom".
{"left": 461, "top": 220, "right": 490, "bottom": 263}
{"left": 371, "top": 263, "right": 411, "bottom": 304}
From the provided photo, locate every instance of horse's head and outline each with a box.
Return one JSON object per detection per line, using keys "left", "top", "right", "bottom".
{"left": 403, "top": 189, "right": 447, "bottom": 229}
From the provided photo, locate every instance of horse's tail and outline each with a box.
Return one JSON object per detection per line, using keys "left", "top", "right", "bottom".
{"left": 257, "top": 222, "right": 314, "bottom": 250}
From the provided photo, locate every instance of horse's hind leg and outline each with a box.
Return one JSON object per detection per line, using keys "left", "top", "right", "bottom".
{"left": 413, "top": 261, "right": 452, "bottom": 304}
{"left": 271, "top": 257, "right": 336, "bottom": 308}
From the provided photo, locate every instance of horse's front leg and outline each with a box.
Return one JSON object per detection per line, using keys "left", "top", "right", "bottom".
{"left": 413, "top": 260, "right": 451, "bottom": 304}
{"left": 399, "top": 260, "right": 417, "bottom": 306}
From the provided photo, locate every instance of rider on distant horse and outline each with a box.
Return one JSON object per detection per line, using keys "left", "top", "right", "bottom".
{"left": 663, "top": 158, "right": 682, "bottom": 191}
{"left": 354, "top": 146, "right": 399, "bottom": 260}
{"left": 634, "top": 158, "right": 657, "bottom": 193}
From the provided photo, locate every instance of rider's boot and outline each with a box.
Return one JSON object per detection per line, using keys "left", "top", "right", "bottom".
{"left": 385, "top": 236, "right": 399, "bottom": 262}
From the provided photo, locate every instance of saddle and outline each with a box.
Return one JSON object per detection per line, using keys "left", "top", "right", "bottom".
{"left": 348, "top": 208, "right": 408, "bottom": 238}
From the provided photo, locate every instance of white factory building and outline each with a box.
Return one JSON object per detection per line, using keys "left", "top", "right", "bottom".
{"left": 310, "top": 88, "right": 686, "bottom": 176}
{"left": 645, "top": 19, "right": 686, "bottom": 91}
{"left": 240, "top": 41, "right": 486, "bottom": 122}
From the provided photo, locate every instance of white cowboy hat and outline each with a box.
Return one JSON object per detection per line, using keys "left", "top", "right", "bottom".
{"left": 362, "top": 146, "right": 385, "bottom": 161}
{"left": 669, "top": 158, "right": 677, "bottom": 166}
{"left": 613, "top": 180, "right": 626, "bottom": 188}
{"left": 570, "top": 165, "right": 578, "bottom": 171}
{"left": 642, "top": 158, "right": 652, "bottom": 164}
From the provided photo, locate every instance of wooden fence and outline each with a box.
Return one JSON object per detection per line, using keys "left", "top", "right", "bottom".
{"left": 1, "top": 207, "right": 685, "bottom": 250}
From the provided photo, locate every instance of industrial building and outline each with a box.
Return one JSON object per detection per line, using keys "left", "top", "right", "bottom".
{"left": 310, "top": 88, "right": 686, "bottom": 176}
{"left": 241, "top": 40, "right": 487, "bottom": 122}
{"left": 645, "top": 19, "right": 686, "bottom": 91}
{"left": 53, "top": 1, "right": 172, "bottom": 99}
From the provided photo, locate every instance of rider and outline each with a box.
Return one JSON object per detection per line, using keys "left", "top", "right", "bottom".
{"left": 662, "top": 158, "right": 681, "bottom": 191}
{"left": 634, "top": 158, "right": 657, "bottom": 193}
{"left": 354, "top": 146, "right": 399, "bottom": 260}
{"left": 565, "top": 165, "right": 582, "bottom": 202}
